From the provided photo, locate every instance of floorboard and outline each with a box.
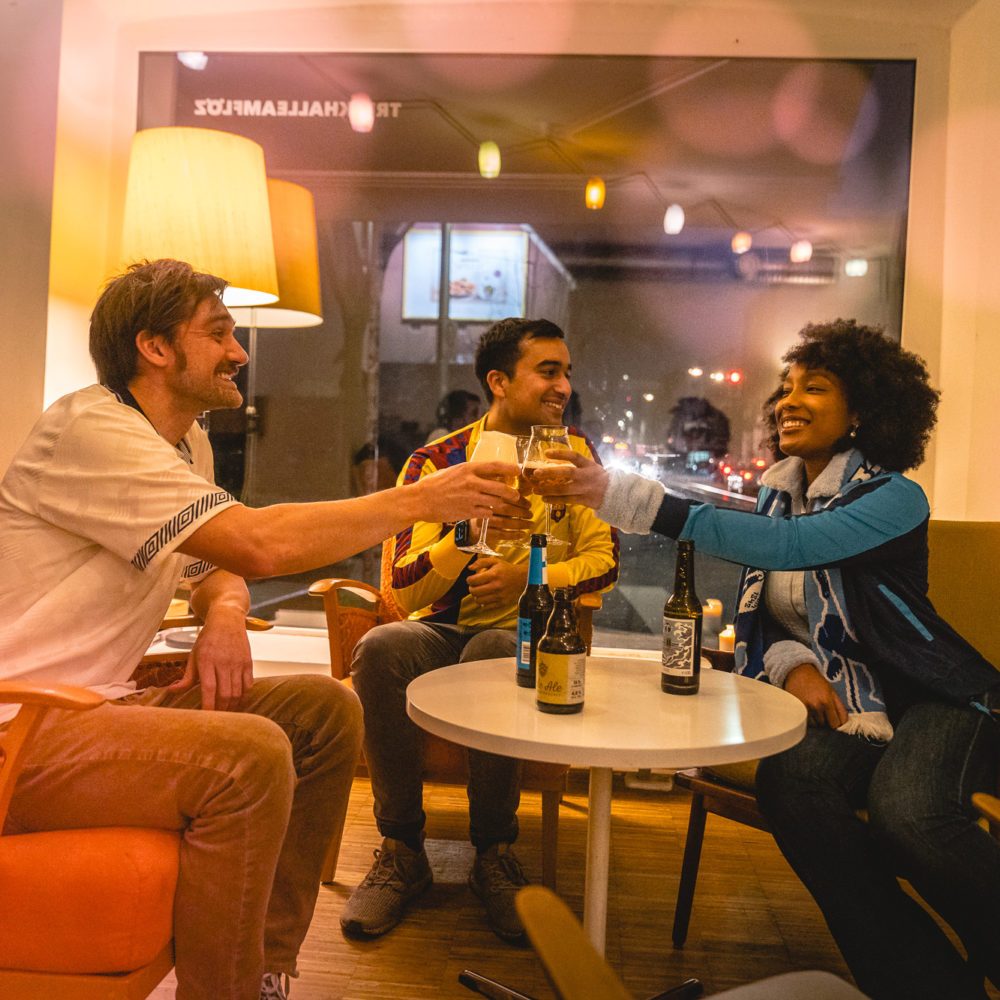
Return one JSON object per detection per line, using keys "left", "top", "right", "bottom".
{"left": 151, "top": 769, "right": 997, "bottom": 999}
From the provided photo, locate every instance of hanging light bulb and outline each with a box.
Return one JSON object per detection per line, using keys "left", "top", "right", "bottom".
{"left": 585, "top": 177, "right": 606, "bottom": 210}
{"left": 731, "top": 230, "right": 753, "bottom": 255}
{"left": 478, "top": 141, "right": 501, "bottom": 179}
{"left": 789, "top": 239, "right": 813, "bottom": 263}
{"left": 348, "top": 93, "right": 375, "bottom": 133}
{"left": 176, "top": 51, "right": 209, "bottom": 71}
{"left": 663, "top": 203, "right": 685, "bottom": 235}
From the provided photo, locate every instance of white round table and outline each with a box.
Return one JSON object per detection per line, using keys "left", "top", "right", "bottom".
{"left": 407, "top": 654, "right": 806, "bottom": 953}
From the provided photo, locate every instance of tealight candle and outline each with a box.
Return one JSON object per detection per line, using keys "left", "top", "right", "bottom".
{"left": 718, "top": 625, "right": 735, "bottom": 652}
{"left": 702, "top": 598, "right": 723, "bottom": 645}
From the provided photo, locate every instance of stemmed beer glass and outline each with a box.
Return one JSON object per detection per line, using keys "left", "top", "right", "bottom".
{"left": 456, "top": 430, "right": 520, "bottom": 557}
{"left": 521, "top": 425, "right": 573, "bottom": 542}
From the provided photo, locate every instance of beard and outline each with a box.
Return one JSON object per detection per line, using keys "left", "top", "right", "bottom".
{"left": 170, "top": 354, "right": 243, "bottom": 412}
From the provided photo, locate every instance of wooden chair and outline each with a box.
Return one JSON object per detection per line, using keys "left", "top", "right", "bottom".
{"left": 0, "top": 681, "right": 179, "bottom": 999}
{"left": 671, "top": 519, "right": 1000, "bottom": 948}
{"left": 457, "top": 886, "right": 863, "bottom": 1000}
{"left": 973, "top": 792, "right": 1000, "bottom": 830}
{"left": 310, "top": 539, "right": 601, "bottom": 886}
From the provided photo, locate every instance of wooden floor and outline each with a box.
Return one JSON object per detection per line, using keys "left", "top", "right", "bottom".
{"left": 152, "top": 770, "right": 997, "bottom": 999}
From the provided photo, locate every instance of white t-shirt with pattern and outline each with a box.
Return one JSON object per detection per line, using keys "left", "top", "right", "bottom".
{"left": 0, "top": 385, "right": 240, "bottom": 722}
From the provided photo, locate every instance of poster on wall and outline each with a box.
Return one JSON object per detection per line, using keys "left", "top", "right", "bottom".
{"left": 402, "top": 225, "right": 529, "bottom": 322}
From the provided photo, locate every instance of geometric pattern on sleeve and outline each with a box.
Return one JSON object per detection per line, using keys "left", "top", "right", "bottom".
{"left": 131, "top": 489, "right": 234, "bottom": 571}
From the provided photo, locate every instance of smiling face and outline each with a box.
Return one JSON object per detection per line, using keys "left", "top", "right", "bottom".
{"left": 488, "top": 336, "right": 572, "bottom": 434}
{"left": 166, "top": 294, "right": 248, "bottom": 414}
{"left": 774, "top": 363, "right": 856, "bottom": 481}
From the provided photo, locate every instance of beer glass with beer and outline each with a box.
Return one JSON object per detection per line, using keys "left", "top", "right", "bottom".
{"left": 457, "top": 430, "right": 520, "bottom": 557}
{"left": 521, "top": 424, "right": 573, "bottom": 543}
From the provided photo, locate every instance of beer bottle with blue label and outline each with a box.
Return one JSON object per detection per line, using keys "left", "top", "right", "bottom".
{"left": 662, "top": 539, "right": 702, "bottom": 695}
{"left": 536, "top": 588, "right": 586, "bottom": 714}
{"left": 516, "top": 533, "right": 554, "bottom": 688}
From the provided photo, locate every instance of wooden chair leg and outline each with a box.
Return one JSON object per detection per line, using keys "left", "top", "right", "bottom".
{"left": 540, "top": 789, "right": 560, "bottom": 890}
{"left": 672, "top": 792, "right": 708, "bottom": 948}
{"left": 320, "top": 821, "right": 346, "bottom": 885}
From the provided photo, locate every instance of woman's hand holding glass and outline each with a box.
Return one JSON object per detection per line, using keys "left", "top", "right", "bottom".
{"left": 524, "top": 443, "right": 611, "bottom": 513}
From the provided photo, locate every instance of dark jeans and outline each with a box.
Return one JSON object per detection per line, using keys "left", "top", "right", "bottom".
{"left": 756, "top": 698, "right": 1000, "bottom": 1000}
{"left": 351, "top": 621, "right": 521, "bottom": 850}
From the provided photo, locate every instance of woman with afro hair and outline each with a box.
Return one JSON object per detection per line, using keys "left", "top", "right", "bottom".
{"left": 539, "top": 319, "right": 1000, "bottom": 1000}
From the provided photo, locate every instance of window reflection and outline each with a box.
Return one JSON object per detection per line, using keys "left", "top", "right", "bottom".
{"left": 139, "top": 52, "right": 914, "bottom": 644}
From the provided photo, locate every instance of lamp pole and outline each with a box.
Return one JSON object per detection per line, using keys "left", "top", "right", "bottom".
{"left": 241, "top": 309, "right": 259, "bottom": 506}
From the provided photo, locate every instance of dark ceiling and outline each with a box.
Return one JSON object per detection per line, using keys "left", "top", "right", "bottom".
{"left": 147, "top": 50, "right": 914, "bottom": 266}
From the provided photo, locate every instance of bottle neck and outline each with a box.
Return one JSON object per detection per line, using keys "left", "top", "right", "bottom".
{"left": 527, "top": 544, "right": 545, "bottom": 586}
{"left": 548, "top": 596, "right": 578, "bottom": 634}
{"left": 672, "top": 543, "right": 696, "bottom": 600}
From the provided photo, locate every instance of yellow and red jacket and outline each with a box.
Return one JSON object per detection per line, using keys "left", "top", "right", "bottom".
{"left": 389, "top": 417, "right": 619, "bottom": 629}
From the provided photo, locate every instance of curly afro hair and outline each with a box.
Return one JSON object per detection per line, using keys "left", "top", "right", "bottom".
{"left": 762, "top": 319, "right": 939, "bottom": 472}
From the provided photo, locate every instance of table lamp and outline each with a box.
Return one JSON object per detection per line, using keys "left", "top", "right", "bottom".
{"left": 120, "top": 126, "right": 278, "bottom": 307}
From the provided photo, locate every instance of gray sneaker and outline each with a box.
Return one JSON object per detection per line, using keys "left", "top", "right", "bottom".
{"left": 340, "top": 837, "right": 433, "bottom": 938}
{"left": 468, "top": 843, "right": 529, "bottom": 943}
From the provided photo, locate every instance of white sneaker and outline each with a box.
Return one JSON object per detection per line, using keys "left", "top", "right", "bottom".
{"left": 260, "top": 972, "right": 290, "bottom": 999}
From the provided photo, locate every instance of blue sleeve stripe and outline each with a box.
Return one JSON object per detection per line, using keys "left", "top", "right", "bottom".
{"left": 678, "top": 474, "right": 928, "bottom": 570}
{"left": 877, "top": 584, "right": 934, "bottom": 641}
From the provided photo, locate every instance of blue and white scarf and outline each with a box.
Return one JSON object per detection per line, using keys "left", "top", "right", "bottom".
{"left": 734, "top": 450, "right": 894, "bottom": 742}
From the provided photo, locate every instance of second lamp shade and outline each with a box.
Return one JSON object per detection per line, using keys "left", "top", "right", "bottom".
{"left": 229, "top": 178, "right": 323, "bottom": 328}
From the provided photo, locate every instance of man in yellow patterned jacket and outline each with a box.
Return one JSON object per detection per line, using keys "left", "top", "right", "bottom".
{"left": 341, "top": 318, "right": 618, "bottom": 944}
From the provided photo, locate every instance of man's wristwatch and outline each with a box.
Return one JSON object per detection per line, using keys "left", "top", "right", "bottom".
{"left": 453, "top": 520, "right": 471, "bottom": 547}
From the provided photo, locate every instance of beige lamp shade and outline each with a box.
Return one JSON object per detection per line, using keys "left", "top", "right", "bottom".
{"left": 120, "top": 127, "right": 279, "bottom": 307}
{"left": 229, "top": 178, "right": 323, "bottom": 328}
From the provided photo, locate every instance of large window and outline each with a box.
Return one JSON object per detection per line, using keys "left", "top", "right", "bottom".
{"left": 139, "top": 51, "right": 914, "bottom": 646}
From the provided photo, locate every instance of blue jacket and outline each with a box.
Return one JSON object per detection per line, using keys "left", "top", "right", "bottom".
{"left": 651, "top": 451, "right": 999, "bottom": 714}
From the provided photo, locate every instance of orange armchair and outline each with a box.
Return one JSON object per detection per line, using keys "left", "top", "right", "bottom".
{"left": 310, "top": 541, "right": 598, "bottom": 887}
{"left": 0, "top": 681, "right": 179, "bottom": 1000}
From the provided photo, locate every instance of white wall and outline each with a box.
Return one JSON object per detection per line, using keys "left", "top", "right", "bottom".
{"left": 932, "top": 0, "right": 1000, "bottom": 519}
{"left": 5, "top": 0, "right": 997, "bottom": 516}
{"left": 0, "top": 0, "right": 62, "bottom": 470}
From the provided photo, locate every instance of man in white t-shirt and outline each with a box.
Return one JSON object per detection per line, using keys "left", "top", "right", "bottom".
{"left": 0, "top": 259, "right": 526, "bottom": 1000}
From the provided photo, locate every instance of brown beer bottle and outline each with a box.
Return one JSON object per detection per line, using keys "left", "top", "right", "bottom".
{"left": 535, "top": 587, "right": 586, "bottom": 714}
{"left": 661, "top": 540, "right": 702, "bottom": 695}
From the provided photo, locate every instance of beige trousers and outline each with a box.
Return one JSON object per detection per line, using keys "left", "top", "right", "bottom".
{"left": 5, "top": 673, "right": 362, "bottom": 1000}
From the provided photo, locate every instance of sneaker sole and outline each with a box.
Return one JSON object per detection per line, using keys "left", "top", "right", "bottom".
{"left": 467, "top": 874, "right": 528, "bottom": 944}
{"left": 339, "top": 872, "right": 433, "bottom": 939}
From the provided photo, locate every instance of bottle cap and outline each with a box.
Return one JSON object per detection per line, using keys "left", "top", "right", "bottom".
{"left": 530, "top": 533, "right": 547, "bottom": 547}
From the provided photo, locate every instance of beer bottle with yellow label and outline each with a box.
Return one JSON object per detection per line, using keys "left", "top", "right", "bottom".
{"left": 661, "top": 539, "right": 702, "bottom": 695}
{"left": 536, "top": 587, "right": 586, "bottom": 714}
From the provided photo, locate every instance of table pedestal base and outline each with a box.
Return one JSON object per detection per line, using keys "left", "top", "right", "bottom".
{"left": 583, "top": 766, "right": 613, "bottom": 954}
